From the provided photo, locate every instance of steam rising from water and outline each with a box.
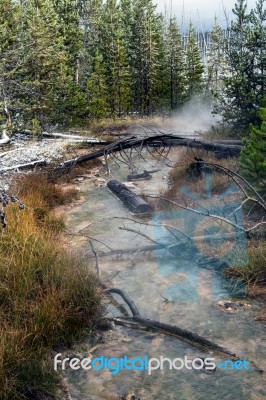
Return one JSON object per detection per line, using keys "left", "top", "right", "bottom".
{"left": 169, "top": 97, "right": 219, "bottom": 136}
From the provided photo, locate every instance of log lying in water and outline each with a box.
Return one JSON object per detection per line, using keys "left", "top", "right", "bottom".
{"left": 113, "top": 316, "right": 236, "bottom": 357}
{"left": 104, "top": 286, "right": 236, "bottom": 356}
{"left": 107, "top": 179, "right": 153, "bottom": 214}
{"left": 127, "top": 170, "right": 152, "bottom": 181}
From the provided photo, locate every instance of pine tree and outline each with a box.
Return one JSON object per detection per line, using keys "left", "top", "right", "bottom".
{"left": 0, "top": 0, "right": 21, "bottom": 131}
{"left": 240, "top": 105, "right": 266, "bottom": 198}
{"left": 100, "top": 0, "right": 132, "bottom": 116}
{"left": 217, "top": 0, "right": 266, "bottom": 128}
{"left": 184, "top": 22, "right": 204, "bottom": 101}
{"left": 52, "top": 0, "right": 83, "bottom": 83}
{"left": 165, "top": 17, "right": 186, "bottom": 110}
{"left": 131, "top": 0, "right": 165, "bottom": 114}
{"left": 86, "top": 50, "right": 111, "bottom": 120}
{"left": 205, "top": 19, "right": 228, "bottom": 99}
{"left": 17, "top": 0, "right": 68, "bottom": 129}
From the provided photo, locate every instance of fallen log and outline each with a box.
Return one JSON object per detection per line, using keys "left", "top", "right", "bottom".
{"left": 127, "top": 170, "right": 152, "bottom": 181}
{"left": 42, "top": 131, "right": 108, "bottom": 144}
{"left": 0, "top": 159, "right": 46, "bottom": 174}
{"left": 107, "top": 179, "right": 153, "bottom": 214}
{"left": 59, "top": 134, "right": 243, "bottom": 170}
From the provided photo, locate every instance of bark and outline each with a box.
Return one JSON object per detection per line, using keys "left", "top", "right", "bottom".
{"left": 107, "top": 179, "right": 153, "bottom": 214}
{"left": 104, "top": 288, "right": 141, "bottom": 316}
{"left": 59, "top": 134, "right": 243, "bottom": 170}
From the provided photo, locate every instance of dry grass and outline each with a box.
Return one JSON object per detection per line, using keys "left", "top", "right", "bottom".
{"left": 0, "top": 174, "right": 102, "bottom": 399}
{"left": 163, "top": 148, "right": 240, "bottom": 202}
{"left": 224, "top": 241, "right": 266, "bottom": 287}
{"left": 203, "top": 124, "right": 246, "bottom": 140}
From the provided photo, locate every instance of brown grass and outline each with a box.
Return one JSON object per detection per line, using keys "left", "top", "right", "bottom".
{"left": 224, "top": 241, "right": 266, "bottom": 287}
{"left": 0, "top": 174, "right": 102, "bottom": 399}
{"left": 163, "top": 148, "right": 240, "bottom": 202}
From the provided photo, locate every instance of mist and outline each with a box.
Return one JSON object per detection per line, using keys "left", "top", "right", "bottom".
{"left": 167, "top": 97, "right": 220, "bottom": 136}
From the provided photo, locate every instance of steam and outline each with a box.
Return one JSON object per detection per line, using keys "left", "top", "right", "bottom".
{"left": 169, "top": 97, "right": 219, "bottom": 136}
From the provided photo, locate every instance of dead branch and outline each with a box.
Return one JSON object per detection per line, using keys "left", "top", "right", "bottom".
{"left": 195, "top": 160, "right": 266, "bottom": 209}
{"left": 89, "top": 240, "right": 99, "bottom": 278}
{"left": 104, "top": 288, "right": 141, "bottom": 317}
{"left": 41, "top": 132, "right": 108, "bottom": 143}
{"left": 58, "top": 134, "right": 243, "bottom": 172}
{"left": 147, "top": 195, "right": 266, "bottom": 234}
{"left": 0, "top": 159, "right": 46, "bottom": 174}
{"left": 111, "top": 316, "right": 236, "bottom": 357}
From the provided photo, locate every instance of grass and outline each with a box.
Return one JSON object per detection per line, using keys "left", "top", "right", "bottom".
{"left": 224, "top": 241, "right": 266, "bottom": 287}
{"left": 0, "top": 173, "right": 102, "bottom": 399}
{"left": 162, "top": 148, "right": 239, "bottom": 203}
{"left": 204, "top": 123, "right": 247, "bottom": 140}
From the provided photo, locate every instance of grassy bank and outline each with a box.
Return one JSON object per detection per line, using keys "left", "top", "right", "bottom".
{"left": 161, "top": 148, "right": 239, "bottom": 204}
{"left": 0, "top": 173, "right": 102, "bottom": 399}
{"left": 225, "top": 242, "right": 266, "bottom": 289}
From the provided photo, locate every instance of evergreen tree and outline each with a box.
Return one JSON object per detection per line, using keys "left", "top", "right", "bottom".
{"left": 217, "top": 0, "right": 266, "bottom": 128}
{"left": 184, "top": 22, "right": 204, "bottom": 100}
{"left": 100, "top": 0, "right": 132, "bottom": 115}
{"left": 205, "top": 19, "right": 228, "bottom": 99}
{"left": 86, "top": 50, "right": 111, "bottom": 119}
{"left": 165, "top": 17, "right": 186, "bottom": 110}
{"left": 19, "top": 0, "right": 67, "bottom": 126}
{"left": 0, "top": 0, "right": 21, "bottom": 130}
{"left": 52, "top": 0, "right": 82, "bottom": 81}
{"left": 13, "top": 0, "right": 68, "bottom": 129}
{"left": 240, "top": 105, "right": 266, "bottom": 198}
{"left": 131, "top": 0, "right": 165, "bottom": 114}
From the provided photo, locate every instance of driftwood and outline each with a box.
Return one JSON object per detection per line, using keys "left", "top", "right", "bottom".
{"left": 103, "top": 286, "right": 236, "bottom": 356}
{"left": 127, "top": 170, "right": 152, "bottom": 181}
{"left": 112, "top": 316, "right": 236, "bottom": 357}
{"left": 90, "top": 243, "right": 238, "bottom": 357}
{"left": 0, "top": 159, "right": 46, "bottom": 174}
{"left": 107, "top": 179, "right": 153, "bottom": 214}
{"left": 42, "top": 131, "right": 108, "bottom": 144}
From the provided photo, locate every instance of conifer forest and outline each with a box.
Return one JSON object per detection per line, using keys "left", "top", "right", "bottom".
{"left": 0, "top": 0, "right": 265, "bottom": 132}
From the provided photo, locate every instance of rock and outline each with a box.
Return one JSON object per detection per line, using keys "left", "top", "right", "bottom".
{"left": 217, "top": 300, "right": 251, "bottom": 313}
{"left": 126, "top": 395, "right": 141, "bottom": 400}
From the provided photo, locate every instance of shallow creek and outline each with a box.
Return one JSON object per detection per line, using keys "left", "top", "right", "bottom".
{"left": 65, "top": 150, "right": 266, "bottom": 400}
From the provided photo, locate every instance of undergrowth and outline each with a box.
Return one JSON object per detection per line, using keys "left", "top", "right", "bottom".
{"left": 0, "top": 173, "right": 102, "bottom": 399}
